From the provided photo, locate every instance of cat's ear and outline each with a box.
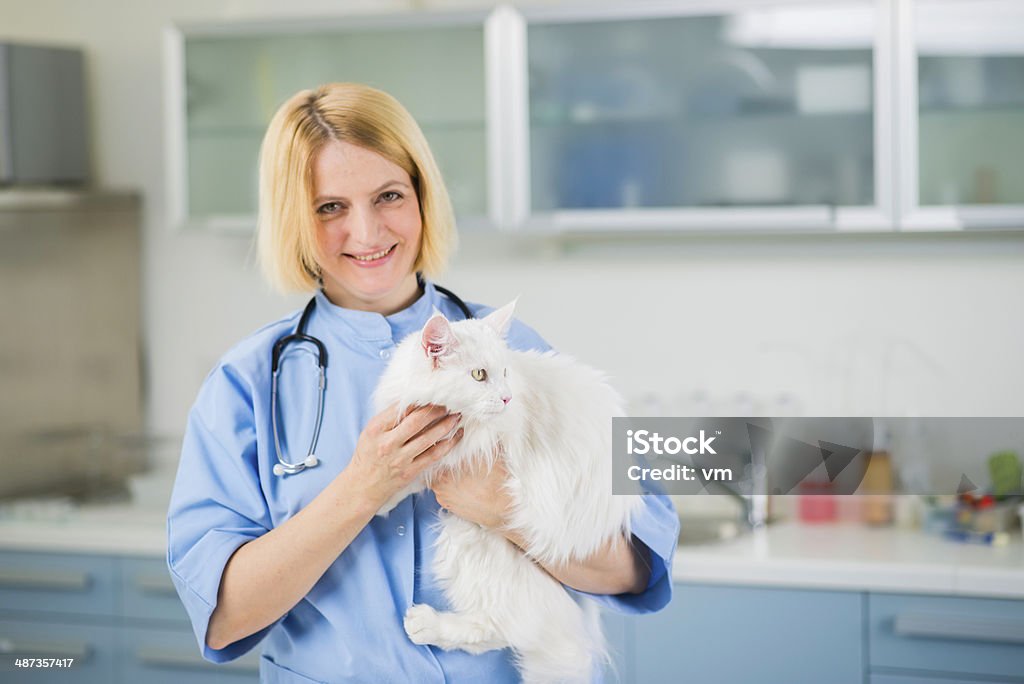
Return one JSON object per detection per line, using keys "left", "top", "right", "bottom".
{"left": 482, "top": 298, "right": 518, "bottom": 338}
{"left": 422, "top": 313, "right": 456, "bottom": 363}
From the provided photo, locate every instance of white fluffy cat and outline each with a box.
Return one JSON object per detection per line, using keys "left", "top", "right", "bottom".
{"left": 373, "top": 301, "right": 641, "bottom": 684}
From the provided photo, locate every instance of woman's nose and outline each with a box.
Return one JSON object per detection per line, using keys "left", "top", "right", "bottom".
{"left": 349, "top": 205, "right": 381, "bottom": 244}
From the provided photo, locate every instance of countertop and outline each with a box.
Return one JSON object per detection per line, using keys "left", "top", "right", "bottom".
{"left": 673, "top": 521, "right": 1024, "bottom": 599}
{"left": 0, "top": 505, "right": 1021, "bottom": 599}
{"left": 0, "top": 502, "right": 168, "bottom": 557}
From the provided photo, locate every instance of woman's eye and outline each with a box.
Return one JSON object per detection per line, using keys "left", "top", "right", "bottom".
{"left": 316, "top": 201, "right": 343, "bottom": 215}
{"left": 379, "top": 190, "right": 402, "bottom": 203}
{"left": 471, "top": 368, "right": 487, "bottom": 382}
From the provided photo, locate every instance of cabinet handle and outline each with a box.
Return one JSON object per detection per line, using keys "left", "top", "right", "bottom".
{"left": 0, "top": 569, "right": 91, "bottom": 591}
{"left": 134, "top": 575, "right": 177, "bottom": 595}
{"left": 894, "top": 611, "right": 1024, "bottom": 645}
{"left": 0, "top": 637, "right": 91, "bottom": 659}
{"left": 135, "top": 646, "right": 258, "bottom": 672}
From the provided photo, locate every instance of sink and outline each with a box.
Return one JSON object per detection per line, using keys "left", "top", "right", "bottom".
{"left": 678, "top": 516, "right": 746, "bottom": 546}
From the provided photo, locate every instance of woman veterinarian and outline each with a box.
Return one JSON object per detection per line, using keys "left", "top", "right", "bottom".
{"left": 166, "top": 82, "right": 679, "bottom": 683}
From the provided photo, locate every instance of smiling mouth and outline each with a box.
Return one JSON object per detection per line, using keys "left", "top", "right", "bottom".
{"left": 346, "top": 244, "right": 397, "bottom": 262}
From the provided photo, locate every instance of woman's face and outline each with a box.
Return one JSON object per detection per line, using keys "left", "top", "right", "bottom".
{"left": 311, "top": 139, "right": 422, "bottom": 314}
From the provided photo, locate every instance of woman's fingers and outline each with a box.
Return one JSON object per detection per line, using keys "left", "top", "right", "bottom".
{"left": 404, "top": 413, "right": 462, "bottom": 457}
{"left": 413, "top": 427, "right": 464, "bottom": 466}
{"left": 366, "top": 402, "right": 404, "bottom": 432}
{"left": 383, "top": 404, "right": 447, "bottom": 441}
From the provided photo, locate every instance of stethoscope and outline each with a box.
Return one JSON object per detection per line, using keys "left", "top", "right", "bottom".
{"left": 271, "top": 273, "right": 474, "bottom": 477}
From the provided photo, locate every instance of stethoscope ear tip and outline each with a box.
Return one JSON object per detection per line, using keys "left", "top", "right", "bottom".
{"left": 273, "top": 463, "right": 285, "bottom": 477}
{"left": 304, "top": 454, "right": 319, "bottom": 468}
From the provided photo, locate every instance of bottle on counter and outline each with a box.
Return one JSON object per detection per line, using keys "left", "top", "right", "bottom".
{"left": 861, "top": 451, "right": 894, "bottom": 526}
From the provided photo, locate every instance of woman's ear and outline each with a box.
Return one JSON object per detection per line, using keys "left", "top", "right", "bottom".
{"left": 482, "top": 298, "right": 518, "bottom": 338}
{"left": 422, "top": 314, "right": 456, "bottom": 365}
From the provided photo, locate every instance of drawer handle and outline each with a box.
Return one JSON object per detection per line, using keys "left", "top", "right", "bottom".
{"left": 894, "top": 611, "right": 1024, "bottom": 645}
{"left": 0, "top": 637, "right": 91, "bottom": 659}
{"left": 136, "top": 646, "right": 259, "bottom": 672}
{"left": 134, "top": 575, "right": 178, "bottom": 595}
{"left": 0, "top": 569, "right": 91, "bottom": 591}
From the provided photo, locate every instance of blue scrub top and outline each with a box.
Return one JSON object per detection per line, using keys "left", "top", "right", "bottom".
{"left": 166, "top": 280, "right": 679, "bottom": 683}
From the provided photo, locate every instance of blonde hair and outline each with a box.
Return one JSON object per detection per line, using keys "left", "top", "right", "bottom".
{"left": 257, "top": 83, "right": 457, "bottom": 292}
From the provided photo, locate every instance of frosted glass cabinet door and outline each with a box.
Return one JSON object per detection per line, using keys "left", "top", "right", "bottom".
{"left": 916, "top": 0, "right": 1024, "bottom": 205}
{"left": 182, "top": 23, "right": 487, "bottom": 224}
{"left": 526, "top": 3, "right": 877, "bottom": 213}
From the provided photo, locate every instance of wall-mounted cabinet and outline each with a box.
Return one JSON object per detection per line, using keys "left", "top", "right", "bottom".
{"left": 165, "top": 0, "right": 1024, "bottom": 234}
{"left": 518, "top": 1, "right": 890, "bottom": 232}
{"left": 165, "top": 13, "right": 490, "bottom": 232}
{"left": 900, "top": 0, "right": 1024, "bottom": 230}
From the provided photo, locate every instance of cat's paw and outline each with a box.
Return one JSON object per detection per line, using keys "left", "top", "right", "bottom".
{"left": 404, "top": 604, "right": 442, "bottom": 646}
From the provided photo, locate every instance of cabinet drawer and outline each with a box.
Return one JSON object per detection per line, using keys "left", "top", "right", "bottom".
{"left": 0, "top": 551, "right": 117, "bottom": 618}
{"left": 872, "top": 674, "right": 1006, "bottom": 684}
{"left": 0, "top": 617, "right": 117, "bottom": 683}
{"left": 119, "top": 624, "right": 260, "bottom": 684}
{"left": 869, "top": 593, "right": 1024, "bottom": 680}
{"left": 120, "top": 558, "right": 189, "bottom": 624}
{"left": 632, "top": 583, "right": 863, "bottom": 684}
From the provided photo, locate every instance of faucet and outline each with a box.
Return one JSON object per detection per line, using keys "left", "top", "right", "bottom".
{"left": 703, "top": 449, "right": 770, "bottom": 528}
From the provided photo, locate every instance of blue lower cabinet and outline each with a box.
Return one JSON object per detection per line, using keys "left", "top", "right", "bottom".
{"left": 868, "top": 593, "right": 1024, "bottom": 681}
{"left": 0, "top": 617, "right": 117, "bottom": 684}
{"left": 0, "top": 551, "right": 117, "bottom": 618}
{"left": 120, "top": 557, "right": 191, "bottom": 624}
{"left": 118, "top": 623, "right": 261, "bottom": 684}
{"left": 601, "top": 609, "right": 631, "bottom": 683}
{"left": 871, "top": 674, "right": 1004, "bottom": 684}
{"left": 630, "top": 583, "right": 864, "bottom": 684}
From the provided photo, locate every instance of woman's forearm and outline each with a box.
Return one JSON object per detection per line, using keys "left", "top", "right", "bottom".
{"left": 206, "top": 466, "right": 383, "bottom": 650}
{"left": 504, "top": 530, "right": 652, "bottom": 596}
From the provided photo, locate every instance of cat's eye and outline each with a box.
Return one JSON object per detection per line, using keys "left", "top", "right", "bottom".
{"left": 503, "top": 368, "right": 508, "bottom": 378}
{"left": 471, "top": 368, "right": 487, "bottom": 382}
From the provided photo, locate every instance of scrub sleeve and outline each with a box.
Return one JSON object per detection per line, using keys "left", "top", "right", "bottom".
{"left": 167, "top": 363, "right": 280, "bottom": 663}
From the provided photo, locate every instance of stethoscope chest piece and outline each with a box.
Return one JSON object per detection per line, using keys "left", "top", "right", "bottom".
{"left": 270, "top": 276, "right": 472, "bottom": 478}
{"left": 273, "top": 454, "right": 319, "bottom": 477}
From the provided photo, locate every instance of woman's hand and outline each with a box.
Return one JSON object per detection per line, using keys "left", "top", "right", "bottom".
{"left": 346, "top": 403, "right": 464, "bottom": 510}
{"left": 433, "top": 455, "right": 651, "bottom": 595}
{"left": 431, "top": 458, "right": 513, "bottom": 530}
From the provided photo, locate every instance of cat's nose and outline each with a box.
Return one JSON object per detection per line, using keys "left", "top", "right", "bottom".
{"left": 501, "top": 396, "right": 511, "bottom": 405}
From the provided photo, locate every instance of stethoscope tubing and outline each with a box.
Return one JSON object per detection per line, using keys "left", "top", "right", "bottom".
{"left": 271, "top": 275, "right": 472, "bottom": 477}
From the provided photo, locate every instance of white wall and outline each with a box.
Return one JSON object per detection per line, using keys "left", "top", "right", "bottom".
{"left": 3, "top": 0, "right": 1023, "bottom": 461}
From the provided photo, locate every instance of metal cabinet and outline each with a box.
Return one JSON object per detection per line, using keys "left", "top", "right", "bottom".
{"left": 0, "top": 552, "right": 259, "bottom": 683}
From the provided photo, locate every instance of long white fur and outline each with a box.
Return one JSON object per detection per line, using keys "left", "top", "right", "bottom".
{"left": 372, "top": 302, "right": 641, "bottom": 683}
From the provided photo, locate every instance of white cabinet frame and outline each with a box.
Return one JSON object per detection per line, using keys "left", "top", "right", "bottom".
{"left": 894, "top": 0, "right": 1024, "bottom": 231}
{"left": 509, "top": 0, "right": 896, "bottom": 233}
{"left": 164, "top": 0, "right": 1023, "bottom": 234}
{"left": 163, "top": 9, "right": 494, "bottom": 233}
